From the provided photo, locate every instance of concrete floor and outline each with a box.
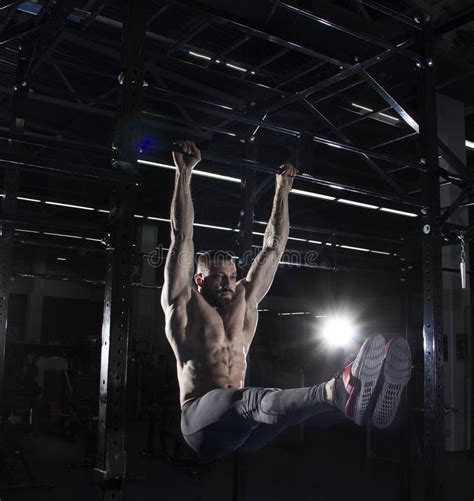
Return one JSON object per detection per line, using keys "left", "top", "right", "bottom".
{"left": 1, "top": 420, "right": 472, "bottom": 501}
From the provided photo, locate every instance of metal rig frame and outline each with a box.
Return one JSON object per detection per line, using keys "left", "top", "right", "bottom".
{"left": 1, "top": 1, "right": 471, "bottom": 499}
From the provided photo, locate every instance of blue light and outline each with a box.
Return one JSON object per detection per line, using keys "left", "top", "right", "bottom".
{"left": 17, "top": 1, "right": 83, "bottom": 22}
{"left": 18, "top": 2, "right": 42, "bottom": 15}
{"left": 139, "top": 137, "right": 153, "bottom": 154}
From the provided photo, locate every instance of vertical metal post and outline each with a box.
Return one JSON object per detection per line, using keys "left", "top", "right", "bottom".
{"left": 0, "top": 167, "right": 19, "bottom": 407}
{"left": 399, "top": 266, "right": 412, "bottom": 501}
{"left": 416, "top": 15, "right": 444, "bottom": 501}
{"left": 95, "top": 1, "right": 145, "bottom": 500}
{"left": 233, "top": 138, "right": 256, "bottom": 501}
{"left": 238, "top": 141, "right": 257, "bottom": 276}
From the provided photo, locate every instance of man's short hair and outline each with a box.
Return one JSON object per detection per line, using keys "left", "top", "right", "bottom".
{"left": 196, "top": 250, "right": 236, "bottom": 274}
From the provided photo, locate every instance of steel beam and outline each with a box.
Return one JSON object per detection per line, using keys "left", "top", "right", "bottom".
{"left": 438, "top": 139, "right": 473, "bottom": 183}
{"left": 14, "top": 237, "right": 106, "bottom": 253}
{"left": 272, "top": 0, "right": 420, "bottom": 61}
{"left": 81, "top": 0, "right": 113, "bottom": 31}
{"left": 147, "top": 85, "right": 418, "bottom": 168}
{"left": 237, "top": 139, "right": 256, "bottom": 273}
{"left": 359, "top": 69, "right": 420, "bottom": 132}
{"left": 0, "top": 84, "right": 116, "bottom": 118}
{"left": 0, "top": 18, "right": 38, "bottom": 45}
{"left": 302, "top": 100, "right": 409, "bottom": 198}
{"left": 173, "top": 0, "right": 350, "bottom": 68}
{"left": 256, "top": 44, "right": 410, "bottom": 117}
{"left": 95, "top": 1, "right": 144, "bottom": 500}
{"left": 146, "top": 1, "right": 173, "bottom": 27}
{"left": 0, "top": 2, "right": 21, "bottom": 36}
{"left": 416, "top": 15, "right": 444, "bottom": 501}
{"left": 12, "top": 272, "right": 105, "bottom": 287}
{"left": 276, "top": 60, "right": 326, "bottom": 89}
{"left": 0, "top": 213, "right": 105, "bottom": 240}
{"left": 0, "top": 149, "right": 133, "bottom": 184}
{"left": 337, "top": 105, "right": 392, "bottom": 130}
{"left": 439, "top": 186, "right": 472, "bottom": 224}
{"left": 10, "top": 272, "right": 163, "bottom": 290}
{"left": 350, "top": 0, "right": 372, "bottom": 21}
{"left": 165, "top": 149, "right": 422, "bottom": 207}
{"left": 0, "top": 166, "right": 18, "bottom": 409}
{"left": 244, "top": 47, "right": 290, "bottom": 77}
{"left": 370, "top": 131, "right": 418, "bottom": 150}
{"left": 205, "top": 34, "right": 251, "bottom": 67}
{"left": 166, "top": 17, "right": 213, "bottom": 56}
{"left": 17, "top": 0, "right": 78, "bottom": 79}
{"left": 360, "top": 0, "right": 421, "bottom": 29}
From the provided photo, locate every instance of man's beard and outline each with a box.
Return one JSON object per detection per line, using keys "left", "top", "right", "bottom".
{"left": 202, "top": 285, "right": 234, "bottom": 310}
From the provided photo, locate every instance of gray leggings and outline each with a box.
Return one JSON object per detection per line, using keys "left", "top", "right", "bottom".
{"left": 181, "top": 384, "right": 331, "bottom": 458}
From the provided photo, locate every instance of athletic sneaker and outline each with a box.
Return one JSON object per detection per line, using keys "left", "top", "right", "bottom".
{"left": 332, "top": 334, "right": 386, "bottom": 425}
{"left": 371, "top": 337, "right": 412, "bottom": 429}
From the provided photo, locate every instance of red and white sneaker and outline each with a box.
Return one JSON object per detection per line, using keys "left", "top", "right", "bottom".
{"left": 372, "top": 337, "right": 412, "bottom": 429}
{"left": 332, "top": 334, "right": 386, "bottom": 425}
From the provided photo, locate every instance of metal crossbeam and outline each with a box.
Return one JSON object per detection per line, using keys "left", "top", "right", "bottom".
{"left": 0, "top": 18, "right": 38, "bottom": 45}
{"left": 146, "top": 1, "right": 173, "bottom": 27}
{"left": 276, "top": 60, "right": 326, "bottom": 89}
{"left": 0, "top": 140, "right": 132, "bottom": 183}
{"left": 81, "top": 0, "right": 113, "bottom": 31}
{"left": 272, "top": 0, "right": 420, "bottom": 61}
{"left": 255, "top": 43, "right": 409, "bottom": 117}
{"left": 360, "top": 69, "right": 419, "bottom": 132}
{"left": 359, "top": 0, "right": 421, "bottom": 28}
{"left": 0, "top": 2, "right": 21, "bottom": 35}
{"left": 53, "top": 63, "right": 84, "bottom": 104}
{"left": 147, "top": 85, "right": 418, "bottom": 169}
{"left": 438, "top": 139, "right": 473, "bottom": 183}
{"left": 302, "top": 100, "right": 409, "bottom": 198}
{"left": 174, "top": 0, "right": 350, "bottom": 68}
{"left": 205, "top": 34, "right": 251, "bottom": 67}
{"left": 166, "top": 17, "right": 213, "bottom": 55}
{"left": 244, "top": 48, "right": 290, "bottom": 77}
{"left": 336, "top": 105, "right": 392, "bottom": 131}
{"left": 439, "top": 186, "right": 472, "bottom": 224}
{"left": 236, "top": 140, "right": 256, "bottom": 273}
{"left": 146, "top": 148, "right": 421, "bottom": 207}
{"left": 350, "top": 0, "right": 372, "bottom": 21}
{"left": 0, "top": 213, "right": 105, "bottom": 240}
{"left": 371, "top": 131, "right": 418, "bottom": 150}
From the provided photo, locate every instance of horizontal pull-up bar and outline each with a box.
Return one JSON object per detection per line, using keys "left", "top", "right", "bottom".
{"left": 151, "top": 147, "right": 423, "bottom": 208}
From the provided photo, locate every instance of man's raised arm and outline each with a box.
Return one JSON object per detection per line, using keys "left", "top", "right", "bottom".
{"left": 243, "top": 163, "right": 297, "bottom": 306}
{"left": 161, "top": 140, "right": 201, "bottom": 310}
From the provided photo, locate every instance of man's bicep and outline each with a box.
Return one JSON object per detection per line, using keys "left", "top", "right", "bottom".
{"left": 162, "top": 238, "right": 194, "bottom": 307}
{"left": 244, "top": 248, "right": 281, "bottom": 304}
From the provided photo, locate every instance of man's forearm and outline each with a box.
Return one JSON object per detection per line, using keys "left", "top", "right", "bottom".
{"left": 171, "top": 169, "right": 194, "bottom": 241}
{"left": 263, "top": 185, "right": 289, "bottom": 251}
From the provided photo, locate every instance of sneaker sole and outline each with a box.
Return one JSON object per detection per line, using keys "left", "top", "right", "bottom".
{"left": 350, "top": 334, "right": 386, "bottom": 425}
{"left": 372, "top": 337, "right": 412, "bottom": 429}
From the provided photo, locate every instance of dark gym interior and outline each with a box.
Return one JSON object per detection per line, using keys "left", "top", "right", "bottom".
{"left": 0, "top": 1, "right": 473, "bottom": 500}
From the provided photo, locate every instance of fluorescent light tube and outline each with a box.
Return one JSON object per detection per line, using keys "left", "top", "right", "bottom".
{"left": 380, "top": 207, "right": 418, "bottom": 217}
{"left": 340, "top": 245, "right": 370, "bottom": 252}
{"left": 226, "top": 63, "right": 247, "bottom": 72}
{"left": 18, "top": 197, "right": 42, "bottom": 203}
{"left": 188, "top": 51, "right": 211, "bottom": 61}
{"left": 338, "top": 198, "right": 379, "bottom": 209}
{"left": 352, "top": 103, "right": 374, "bottom": 113}
{"left": 45, "top": 201, "right": 94, "bottom": 211}
{"left": 290, "top": 189, "right": 335, "bottom": 200}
